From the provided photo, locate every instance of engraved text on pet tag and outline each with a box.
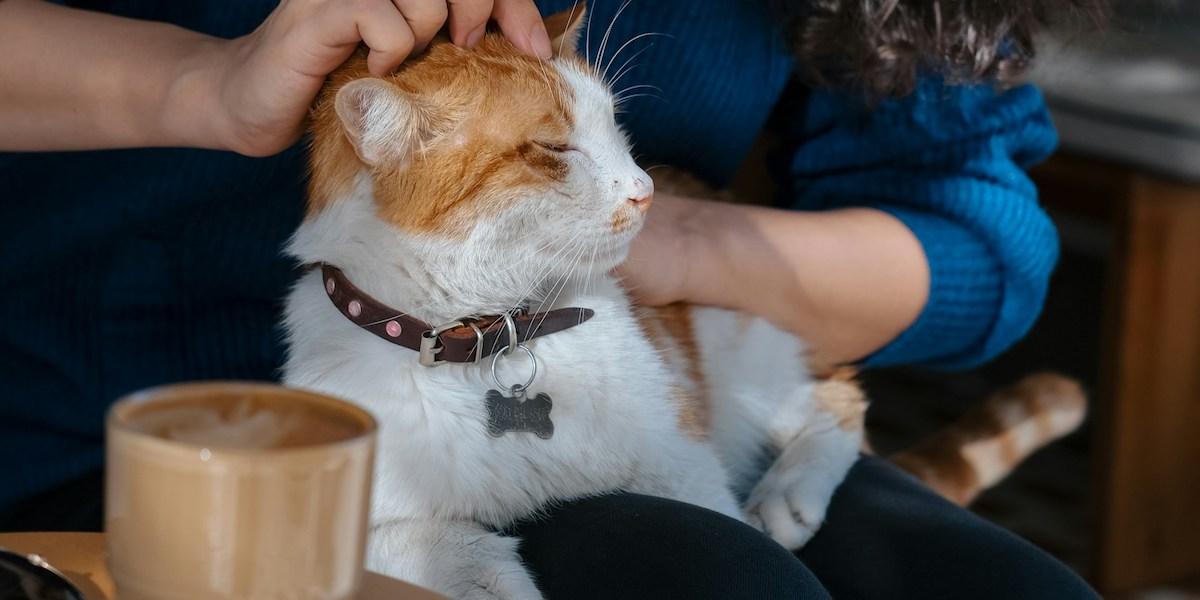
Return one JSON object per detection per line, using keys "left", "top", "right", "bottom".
{"left": 485, "top": 385, "right": 554, "bottom": 439}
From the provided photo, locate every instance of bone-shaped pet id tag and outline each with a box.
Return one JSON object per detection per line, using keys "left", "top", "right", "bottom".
{"left": 485, "top": 385, "right": 554, "bottom": 440}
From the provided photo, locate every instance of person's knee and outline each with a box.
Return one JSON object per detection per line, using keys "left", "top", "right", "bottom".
{"left": 961, "top": 533, "right": 1098, "bottom": 600}
{"left": 510, "top": 493, "right": 829, "bottom": 600}
{"left": 803, "top": 457, "right": 1098, "bottom": 600}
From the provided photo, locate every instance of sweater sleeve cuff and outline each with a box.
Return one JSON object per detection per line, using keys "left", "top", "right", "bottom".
{"left": 861, "top": 206, "right": 1005, "bottom": 369}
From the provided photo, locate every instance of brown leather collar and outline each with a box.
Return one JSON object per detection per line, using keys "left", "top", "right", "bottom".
{"left": 320, "top": 264, "right": 594, "bottom": 366}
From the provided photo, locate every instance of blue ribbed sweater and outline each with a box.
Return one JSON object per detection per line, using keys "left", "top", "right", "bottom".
{"left": 0, "top": 0, "right": 1059, "bottom": 512}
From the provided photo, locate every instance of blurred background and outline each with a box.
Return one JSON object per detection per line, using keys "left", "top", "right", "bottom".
{"left": 864, "top": 1, "right": 1199, "bottom": 598}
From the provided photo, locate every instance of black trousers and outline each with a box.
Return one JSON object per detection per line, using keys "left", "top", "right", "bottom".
{"left": 5, "top": 457, "right": 1097, "bottom": 599}
{"left": 508, "top": 456, "right": 1099, "bottom": 599}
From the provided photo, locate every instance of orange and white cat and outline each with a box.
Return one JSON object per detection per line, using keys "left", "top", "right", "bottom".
{"left": 281, "top": 7, "right": 1083, "bottom": 599}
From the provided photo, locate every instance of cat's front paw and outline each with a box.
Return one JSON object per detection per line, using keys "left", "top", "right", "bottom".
{"left": 743, "top": 459, "right": 839, "bottom": 550}
{"left": 439, "top": 533, "right": 544, "bottom": 600}
{"left": 370, "top": 521, "right": 543, "bottom": 600}
{"left": 452, "top": 560, "right": 542, "bottom": 600}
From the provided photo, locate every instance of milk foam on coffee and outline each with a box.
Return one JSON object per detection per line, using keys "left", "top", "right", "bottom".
{"left": 123, "top": 394, "right": 362, "bottom": 449}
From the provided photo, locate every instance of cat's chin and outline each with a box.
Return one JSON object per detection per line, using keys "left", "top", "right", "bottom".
{"left": 579, "top": 243, "right": 632, "bottom": 275}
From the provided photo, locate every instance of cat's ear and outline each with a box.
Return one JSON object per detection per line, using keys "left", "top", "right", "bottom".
{"left": 334, "top": 78, "right": 439, "bottom": 168}
{"left": 543, "top": 3, "right": 587, "bottom": 59}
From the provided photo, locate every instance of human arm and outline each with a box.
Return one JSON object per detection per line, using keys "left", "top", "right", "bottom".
{"left": 625, "top": 197, "right": 929, "bottom": 366}
{"left": 623, "top": 80, "right": 1060, "bottom": 368}
{"left": 0, "top": 0, "right": 550, "bottom": 156}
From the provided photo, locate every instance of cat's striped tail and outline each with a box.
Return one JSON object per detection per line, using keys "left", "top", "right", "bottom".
{"left": 890, "top": 373, "right": 1087, "bottom": 506}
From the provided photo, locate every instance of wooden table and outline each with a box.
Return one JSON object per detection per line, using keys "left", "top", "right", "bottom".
{"left": 1033, "top": 153, "right": 1200, "bottom": 593}
{"left": 0, "top": 532, "right": 446, "bottom": 600}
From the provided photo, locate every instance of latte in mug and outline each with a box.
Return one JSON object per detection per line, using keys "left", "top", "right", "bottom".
{"left": 105, "top": 382, "right": 376, "bottom": 600}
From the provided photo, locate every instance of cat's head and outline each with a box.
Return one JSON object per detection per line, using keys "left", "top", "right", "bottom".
{"left": 307, "top": 6, "right": 651, "bottom": 298}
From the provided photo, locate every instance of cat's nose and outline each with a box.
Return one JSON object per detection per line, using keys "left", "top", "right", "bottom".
{"left": 626, "top": 176, "right": 653, "bottom": 213}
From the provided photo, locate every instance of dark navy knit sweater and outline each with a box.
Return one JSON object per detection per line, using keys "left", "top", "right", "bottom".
{"left": 0, "top": 0, "right": 1059, "bottom": 512}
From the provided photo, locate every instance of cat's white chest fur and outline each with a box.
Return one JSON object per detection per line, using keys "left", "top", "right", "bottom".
{"left": 284, "top": 267, "right": 711, "bottom": 528}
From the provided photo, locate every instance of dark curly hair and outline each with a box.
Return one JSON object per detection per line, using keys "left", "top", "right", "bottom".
{"left": 776, "top": 0, "right": 1110, "bottom": 97}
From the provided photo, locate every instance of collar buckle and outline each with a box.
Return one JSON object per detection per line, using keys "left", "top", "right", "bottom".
{"left": 419, "top": 320, "right": 464, "bottom": 367}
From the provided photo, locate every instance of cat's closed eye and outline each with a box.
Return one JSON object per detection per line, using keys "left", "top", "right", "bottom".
{"left": 534, "top": 141, "right": 577, "bottom": 154}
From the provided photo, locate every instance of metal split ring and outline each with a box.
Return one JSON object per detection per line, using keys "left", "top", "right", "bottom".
{"left": 491, "top": 343, "right": 538, "bottom": 393}
{"left": 500, "top": 311, "right": 519, "bottom": 356}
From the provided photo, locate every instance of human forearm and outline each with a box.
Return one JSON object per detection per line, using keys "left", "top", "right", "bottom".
{"left": 645, "top": 195, "right": 930, "bottom": 364}
{"left": 0, "top": 0, "right": 227, "bottom": 151}
{"left": 0, "top": 0, "right": 552, "bottom": 156}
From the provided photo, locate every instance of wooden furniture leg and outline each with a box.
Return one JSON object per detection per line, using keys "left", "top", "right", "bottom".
{"left": 1093, "top": 173, "right": 1200, "bottom": 593}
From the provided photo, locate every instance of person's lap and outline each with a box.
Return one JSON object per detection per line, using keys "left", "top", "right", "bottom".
{"left": 797, "top": 456, "right": 1096, "bottom": 599}
{"left": 508, "top": 456, "right": 1098, "bottom": 599}
{"left": 2, "top": 456, "right": 1098, "bottom": 599}
{"left": 509, "top": 486, "right": 830, "bottom": 599}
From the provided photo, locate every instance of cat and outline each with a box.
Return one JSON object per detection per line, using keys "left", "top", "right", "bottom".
{"left": 282, "top": 7, "right": 1085, "bottom": 598}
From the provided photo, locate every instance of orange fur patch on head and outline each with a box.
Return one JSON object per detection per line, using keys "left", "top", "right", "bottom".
{"left": 308, "top": 34, "right": 577, "bottom": 235}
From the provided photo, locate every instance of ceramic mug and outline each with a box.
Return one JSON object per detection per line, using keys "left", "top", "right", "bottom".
{"left": 105, "top": 382, "right": 376, "bottom": 600}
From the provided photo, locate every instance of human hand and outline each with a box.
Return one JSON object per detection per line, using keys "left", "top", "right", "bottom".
{"left": 622, "top": 192, "right": 931, "bottom": 364}
{"left": 191, "top": 0, "right": 551, "bottom": 157}
{"left": 617, "top": 193, "right": 701, "bottom": 306}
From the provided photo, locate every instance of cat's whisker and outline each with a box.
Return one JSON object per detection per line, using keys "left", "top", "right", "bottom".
{"left": 547, "top": 242, "right": 588, "bottom": 303}
{"left": 490, "top": 255, "right": 563, "bottom": 319}
{"left": 535, "top": 243, "right": 590, "bottom": 336}
{"left": 528, "top": 242, "right": 589, "bottom": 337}
{"left": 613, "top": 83, "right": 662, "bottom": 100}
{"left": 522, "top": 265, "right": 576, "bottom": 343}
{"left": 558, "top": 0, "right": 583, "bottom": 57}
{"left": 615, "top": 95, "right": 662, "bottom": 110}
{"left": 577, "top": 248, "right": 592, "bottom": 301}
{"left": 586, "top": 232, "right": 620, "bottom": 302}
{"left": 614, "top": 92, "right": 662, "bottom": 107}
{"left": 522, "top": 253, "right": 576, "bottom": 304}
{"left": 534, "top": 55, "right": 555, "bottom": 103}
{"left": 607, "top": 43, "right": 655, "bottom": 88}
{"left": 584, "top": 0, "right": 596, "bottom": 66}
{"left": 507, "top": 231, "right": 586, "bottom": 318}
{"left": 609, "top": 62, "right": 639, "bottom": 90}
{"left": 583, "top": 239, "right": 600, "bottom": 298}
{"left": 602, "top": 32, "right": 671, "bottom": 82}
{"left": 494, "top": 241, "right": 553, "bottom": 282}
{"left": 595, "top": 0, "right": 633, "bottom": 79}
{"left": 510, "top": 232, "right": 584, "bottom": 304}
{"left": 591, "top": 238, "right": 613, "bottom": 297}
{"left": 534, "top": 233, "right": 585, "bottom": 279}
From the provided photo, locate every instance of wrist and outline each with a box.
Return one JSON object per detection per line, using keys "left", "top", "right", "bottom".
{"left": 688, "top": 202, "right": 819, "bottom": 337}
{"left": 160, "top": 33, "right": 235, "bottom": 151}
{"left": 672, "top": 198, "right": 731, "bottom": 307}
{"left": 649, "top": 194, "right": 707, "bottom": 305}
